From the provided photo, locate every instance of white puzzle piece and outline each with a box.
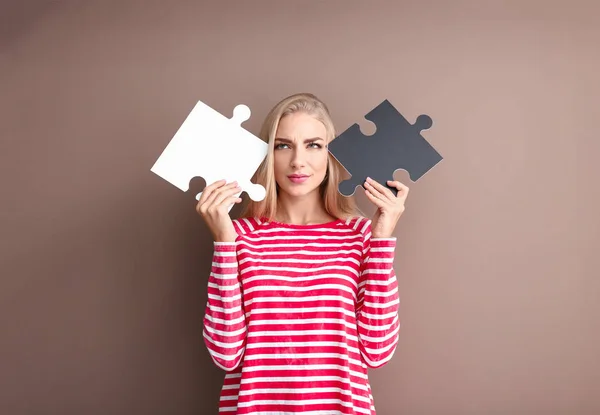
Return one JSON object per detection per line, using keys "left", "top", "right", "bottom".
{"left": 151, "top": 101, "right": 268, "bottom": 207}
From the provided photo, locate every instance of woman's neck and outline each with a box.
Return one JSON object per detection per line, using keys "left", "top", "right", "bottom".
{"left": 275, "top": 190, "right": 334, "bottom": 225}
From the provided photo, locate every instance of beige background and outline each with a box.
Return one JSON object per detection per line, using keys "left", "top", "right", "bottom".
{"left": 1, "top": 0, "right": 598, "bottom": 414}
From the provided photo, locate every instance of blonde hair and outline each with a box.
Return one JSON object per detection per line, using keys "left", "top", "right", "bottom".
{"left": 240, "top": 92, "right": 360, "bottom": 222}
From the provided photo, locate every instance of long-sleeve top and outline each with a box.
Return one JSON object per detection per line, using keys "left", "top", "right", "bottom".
{"left": 202, "top": 216, "right": 400, "bottom": 415}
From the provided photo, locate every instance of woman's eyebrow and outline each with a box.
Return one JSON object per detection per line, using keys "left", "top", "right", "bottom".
{"left": 274, "top": 137, "right": 324, "bottom": 143}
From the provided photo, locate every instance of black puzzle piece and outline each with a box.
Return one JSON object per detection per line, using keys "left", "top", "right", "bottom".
{"left": 327, "top": 99, "right": 443, "bottom": 197}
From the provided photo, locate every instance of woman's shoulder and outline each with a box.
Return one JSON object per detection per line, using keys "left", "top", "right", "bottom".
{"left": 231, "top": 216, "right": 268, "bottom": 236}
{"left": 341, "top": 215, "right": 372, "bottom": 232}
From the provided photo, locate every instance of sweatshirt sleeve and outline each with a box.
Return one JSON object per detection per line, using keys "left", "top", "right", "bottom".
{"left": 202, "top": 241, "right": 247, "bottom": 371}
{"left": 355, "top": 221, "right": 400, "bottom": 368}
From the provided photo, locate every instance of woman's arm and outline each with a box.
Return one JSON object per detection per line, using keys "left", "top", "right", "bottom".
{"left": 355, "top": 226, "right": 400, "bottom": 368}
{"left": 202, "top": 241, "right": 247, "bottom": 371}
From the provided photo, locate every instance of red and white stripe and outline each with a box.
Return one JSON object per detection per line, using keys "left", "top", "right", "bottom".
{"left": 203, "top": 216, "right": 400, "bottom": 415}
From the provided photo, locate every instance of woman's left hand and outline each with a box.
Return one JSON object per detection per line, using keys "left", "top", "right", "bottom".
{"left": 364, "top": 177, "right": 409, "bottom": 238}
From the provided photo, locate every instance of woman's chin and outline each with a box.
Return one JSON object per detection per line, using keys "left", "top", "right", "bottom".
{"left": 279, "top": 184, "right": 320, "bottom": 198}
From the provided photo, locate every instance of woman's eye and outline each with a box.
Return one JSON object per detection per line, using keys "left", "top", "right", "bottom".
{"left": 275, "top": 142, "right": 321, "bottom": 150}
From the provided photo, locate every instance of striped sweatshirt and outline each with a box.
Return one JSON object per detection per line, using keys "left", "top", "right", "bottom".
{"left": 202, "top": 216, "right": 400, "bottom": 415}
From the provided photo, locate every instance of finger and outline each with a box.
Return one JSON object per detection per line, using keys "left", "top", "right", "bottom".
{"left": 388, "top": 180, "right": 409, "bottom": 198}
{"left": 364, "top": 179, "right": 391, "bottom": 202}
{"left": 219, "top": 194, "right": 243, "bottom": 211}
{"left": 210, "top": 184, "right": 242, "bottom": 208}
{"left": 364, "top": 187, "right": 386, "bottom": 208}
{"left": 366, "top": 177, "right": 395, "bottom": 200}
{"left": 212, "top": 185, "right": 242, "bottom": 207}
{"left": 198, "top": 179, "right": 227, "bottom": 205}
{"left": 230, "top": 195, "right": 243, "bottom": 205}
{"left": 203, "top": 181, "right": 238, "bottom": 207}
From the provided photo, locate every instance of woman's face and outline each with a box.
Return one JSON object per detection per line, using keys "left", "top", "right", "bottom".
{"left": 273, "top": 112, "right": 329, "bottom": 199}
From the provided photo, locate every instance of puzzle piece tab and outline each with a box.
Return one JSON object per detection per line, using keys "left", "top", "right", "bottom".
{"left": 327, "top": 99, "right": 443, "bottom": 197}
{"left": 151, "top": 101, "right": 268, "bottom": 205}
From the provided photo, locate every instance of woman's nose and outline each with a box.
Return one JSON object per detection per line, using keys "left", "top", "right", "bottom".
{"left": 290, "top": 149, "right": 306, "bottom": 167}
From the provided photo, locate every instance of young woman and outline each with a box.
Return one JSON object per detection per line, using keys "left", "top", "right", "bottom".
{"left": 197, "top": 92, "right": 409, "bottom": 415}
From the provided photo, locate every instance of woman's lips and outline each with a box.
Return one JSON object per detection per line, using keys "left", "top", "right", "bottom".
{"left": 288, "top": 174, "right": 309, "bottom": 184}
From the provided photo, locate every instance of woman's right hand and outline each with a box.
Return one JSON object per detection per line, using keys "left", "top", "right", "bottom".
{"left": 196, "top": 179, "right": 242, "bottom": 243}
